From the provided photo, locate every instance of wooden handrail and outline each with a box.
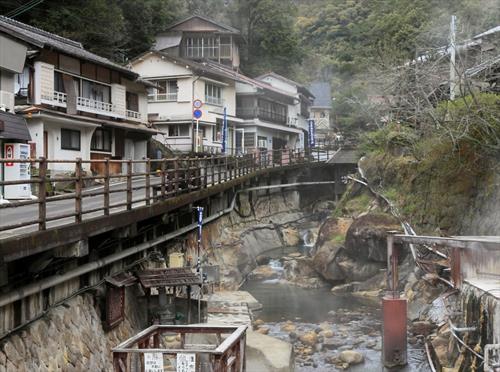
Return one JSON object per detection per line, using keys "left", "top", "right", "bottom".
{"left": 0, "top": 147, "right": 332, "bottom": 236}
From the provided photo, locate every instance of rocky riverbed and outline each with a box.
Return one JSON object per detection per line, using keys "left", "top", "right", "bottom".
{"left": 242, "top": 256, "right": 430, "bottom": 371}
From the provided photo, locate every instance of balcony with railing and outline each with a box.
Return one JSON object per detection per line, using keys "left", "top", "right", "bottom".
{"left": 236, "top": 106, "right": 287, "bottom": 125}
{"left": 147, "top": 92, "right": 178, "bottom": 102}
{"left": 41, "top": 91, "right": 67, "bottom": 108}
{"left": 126, "top": 109, "right": 142, "bottom": 122}
{"left": 76, "top": 97, "right": 124, "bottom": 118}
{"left": 205, "top": 96, "right": 224, "bottom": 106}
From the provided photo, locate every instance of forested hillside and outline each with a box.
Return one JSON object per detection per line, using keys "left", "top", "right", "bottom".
{"left": 1, "top": 0, "right": 499, "bottom": 131}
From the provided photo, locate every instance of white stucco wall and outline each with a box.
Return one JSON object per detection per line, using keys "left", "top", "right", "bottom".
{"left": 26, "top": 117, "right": 96, "bottom": 172}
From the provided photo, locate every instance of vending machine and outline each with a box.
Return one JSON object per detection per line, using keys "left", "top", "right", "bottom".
{"left": 3, "top": 143, "right": 31, "bottom": 199}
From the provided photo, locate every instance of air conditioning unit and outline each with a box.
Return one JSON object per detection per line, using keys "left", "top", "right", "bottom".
{"left": 0, "top": 91, "right": 14, "bottom": 112}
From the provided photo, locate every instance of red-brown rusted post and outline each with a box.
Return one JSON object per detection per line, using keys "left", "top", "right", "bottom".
{"left": 451, "top": 247, "right": 461, "bottom": 289}
{"left": 382, "top": 233, "right": 407, "bottom": 368}
{"left": 38, "top": 157, "right": 47, "bottom": 231}
{"left": 104, "top": 158, "right": 110, "bottom": 215}
{"left": 126, "top": 160, "right": 132, "bottom": 211}
{"left": 145, "top": 159, "right": 151, "bottom": 206}
{"left": 75, "top": 158, "right": 83, "bottom": 223}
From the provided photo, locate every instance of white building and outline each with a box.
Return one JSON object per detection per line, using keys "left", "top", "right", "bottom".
{"left": 0, "top": 16, "right": 156, "bottom": 175}
{"left": 130, "top": 52, "right": 241, "bottom": 154}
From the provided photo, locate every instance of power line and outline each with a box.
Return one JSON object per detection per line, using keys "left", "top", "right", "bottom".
{"left": 4, "top": 0, "right": 44, "bottom": 18}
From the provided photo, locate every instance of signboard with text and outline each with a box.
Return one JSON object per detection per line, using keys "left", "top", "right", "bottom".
{"left": 176, "top": 353, "right": 196, "bottom": 372}
{"left": 144, "top": 352, "right": 163, "bottom": 372}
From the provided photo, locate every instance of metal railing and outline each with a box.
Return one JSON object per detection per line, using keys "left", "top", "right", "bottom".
{"left": 0, "top": 147, "right": 332, "bottom": 237}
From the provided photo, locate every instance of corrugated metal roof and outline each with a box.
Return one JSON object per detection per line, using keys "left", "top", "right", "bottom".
{"left": 0, "top": 111, "right": 31, "bottom": 141}
{"left": 0, "top": 16, "right": 137, "bottom": 78}
{"left": 137, "top": 268, "right": 202, "bottom": 287}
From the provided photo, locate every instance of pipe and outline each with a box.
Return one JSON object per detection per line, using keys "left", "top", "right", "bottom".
{"left": 0, "top": 181, "right": 335, "bottom": 308}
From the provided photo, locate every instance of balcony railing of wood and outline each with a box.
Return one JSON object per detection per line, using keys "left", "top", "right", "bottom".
{"left": 0, "top": 146, "right": 332, "bottom": 237}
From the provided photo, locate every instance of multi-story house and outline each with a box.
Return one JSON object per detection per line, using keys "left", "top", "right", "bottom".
{"left": 134, "top": 15, "right": 314, "bottom": 156}
{"left": 232, "top": 72, "right": 305, "bottom": 155}
{"left": 0, "top": 16, "right": 155, "bottom": 175}
{"left": 308, "top": 81, "right": 333, "bottom": 142}
{"left": 254, "top": 72, "right": 314, "bottom": 149}
{"left": 152, "top": 15, "right": 241, "bottom": 70}
{"left": 130, "top": 52, "right": 241, "bottom": 154}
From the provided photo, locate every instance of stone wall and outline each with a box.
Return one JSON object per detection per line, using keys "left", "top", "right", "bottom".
{"left": 0, "top": 286, "right": 145, "bottom": 372}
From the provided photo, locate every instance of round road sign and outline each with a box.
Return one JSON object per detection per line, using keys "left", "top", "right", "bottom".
{"left": 193, "top": 109, "right": 203, "bottom": 119}
{"left": 193, "top": 99, "right": 203, "bottom": 109}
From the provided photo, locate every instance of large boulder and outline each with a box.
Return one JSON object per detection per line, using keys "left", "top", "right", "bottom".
{"left": 344, "top": 213, "right": 402, "bottom": 262}
{"left": 312, "top": 242, "right": 345, "bottom": 282}
{"left": 336, "top": 254, "right": 385, "bottom": 282}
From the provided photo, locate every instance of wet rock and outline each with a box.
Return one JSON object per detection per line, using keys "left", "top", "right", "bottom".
{"left": 299, "top": 331, "right": 318, "bottom": 347}
{"left": 411, "top": 320, "right": 435, "bottom": 336}
{"left": 255, "top": 255, "right": 271, "bottom": 265}
{"left": 280, "top": 322, "right": 296, "bottom": 333}
{"left": 312, "top": 242, "right": 345, "bottom": 282}
{"left": 319, "top": 330, "right": 334, "bottom": 339}
{"left": 281, "top": 227, "right": 301, "bottom": 246}
{"left": 344, "top": 213, "right": 402, "bottom": 262}
{"left": 257, "top": 326, "right": 270, "bottom": 335}
{"left": 253, "top": 319, "right": 265, "bottom": 327}
{"left": 339, "top": 350, "right": 364, "bottom": 365}
{"left": 249, "top": 265, "right": 279, "bottom": 281}
{"left": 336, "top": 255, "right": 385, "bottom": 282}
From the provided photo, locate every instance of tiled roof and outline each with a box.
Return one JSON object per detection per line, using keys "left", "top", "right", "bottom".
{"left": 256, "top": 72, "right": 314, "bottom": 98}
{"left": 0, "top": 111, "right": 31, "bottom": 141}
{"left": 309, "top": 81, "right": 332, "bottom": 108}
{"left": 164, "top": 15, "right": 240, "bottom": 35}
{"left": 0, "top": 16, "right": 137, "bottom": 78}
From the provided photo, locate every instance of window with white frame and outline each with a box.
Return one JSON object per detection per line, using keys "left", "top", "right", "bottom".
{"left": 148, "top": 80, "right": 177, "bottom": 102}
{"left": 168, "top": 124, "right": 189, "bottom": 137}
{"left": 205, "top": 83, "right": 223, "bottom": 106}
{"left": 185, "top": 37, "right": 219, "bottom": 59}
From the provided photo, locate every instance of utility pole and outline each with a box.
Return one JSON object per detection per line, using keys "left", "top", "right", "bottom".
{"left": 449, "top": 15, "right": 457, "bottom": 101}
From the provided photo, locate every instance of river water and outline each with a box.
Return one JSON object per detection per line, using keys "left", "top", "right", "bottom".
{"left": 240, "top": 247, "right": 429, "bottom": 371}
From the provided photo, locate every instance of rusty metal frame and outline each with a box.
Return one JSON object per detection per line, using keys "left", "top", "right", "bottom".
{"left": 112, "top": 324, "right": 247, "bottom": 372}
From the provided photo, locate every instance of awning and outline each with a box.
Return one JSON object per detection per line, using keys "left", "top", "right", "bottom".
{"left": 136, "top": 268, "right": 202, "bottom": 287}
{"left": 0, "top": 111, "right": 31, "bottom": 141}
{"left": 105, "top": 272, "right": 137, "bottom": 288}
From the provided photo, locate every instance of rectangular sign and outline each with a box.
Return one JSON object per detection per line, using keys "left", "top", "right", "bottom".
{"left": 4, "top": 144, "right": 14, "bottom": 167}
{"left": 176, "top": 353, "right": 196, "bottom": 372}
{"left": 144, "top": 352, "right": 164, "bottom": 372}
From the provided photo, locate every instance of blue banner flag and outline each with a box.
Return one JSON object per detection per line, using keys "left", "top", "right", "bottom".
{"left": 308, "top": 119, "right": 316, "bottom": 147}
{"left": 222, "top": 107, "right": 228, "bottom": 154}
{"left": 197, "top": 206, "right": 203, "bottom": 242}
